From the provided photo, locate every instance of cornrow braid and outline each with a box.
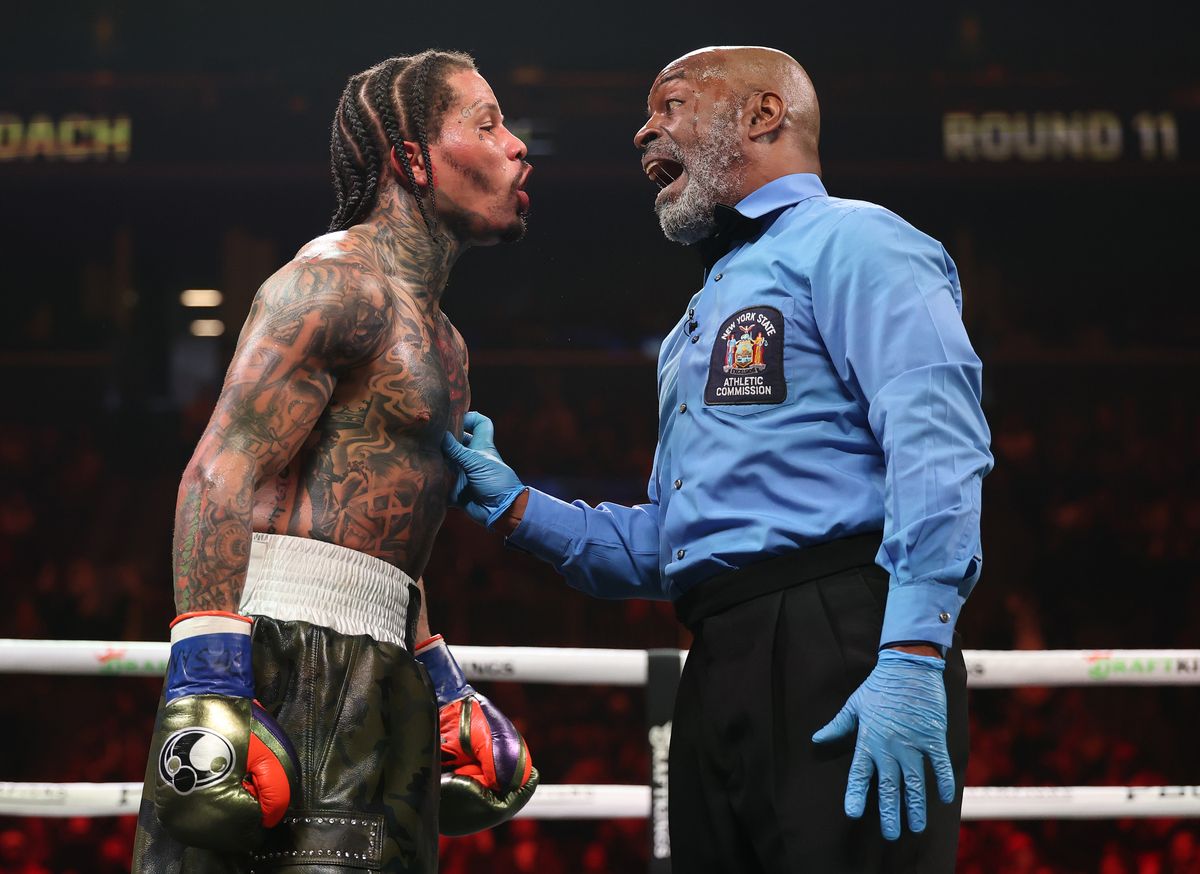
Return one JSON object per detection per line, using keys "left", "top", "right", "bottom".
{"left": 329, "top": 73, "right": 384, "bottom": 231}
{"left": 327, "top": 50, "right": 476, "bottom": 235}
{"left": 328, "top": 79, "right": 365, "bottom": 231}
{"left": 410, "top": 53, "right": 439, "bottom": 229}
{"left": 372, "top": 58, "right": 433, "bottom": 234}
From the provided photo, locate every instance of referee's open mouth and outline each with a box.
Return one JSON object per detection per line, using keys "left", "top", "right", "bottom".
{"left": 643, "top": 156, "right": 686, "bottom": 204}
{"left": 644, "top": 157, "right": 683, "bottom": 189}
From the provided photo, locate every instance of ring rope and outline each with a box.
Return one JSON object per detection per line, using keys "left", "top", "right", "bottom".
{"left": 4, "top": 639, "right": 1195, "bottom": 823}
{"left": 1, "top": 782, "right": 1197, "bottom": 820}
{"left": 1, "top": 639, "right": 1198, "bottom": 687}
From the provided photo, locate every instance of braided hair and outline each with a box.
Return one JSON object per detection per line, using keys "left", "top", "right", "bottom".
{"left": 328, "top": 50, "right": 476, "bottom": 234}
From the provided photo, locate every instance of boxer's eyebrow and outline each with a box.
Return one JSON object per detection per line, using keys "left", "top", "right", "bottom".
{"left": 460, "top": 99, "right": 485, "bottom": 118}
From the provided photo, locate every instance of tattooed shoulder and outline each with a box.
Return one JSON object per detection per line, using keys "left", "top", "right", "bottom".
{"left": 238, "top": 256, "right": 395, "bottom": 370}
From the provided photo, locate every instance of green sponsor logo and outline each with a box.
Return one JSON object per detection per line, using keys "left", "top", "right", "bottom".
{"left": 98, "top": 659, "right": 167, "bottom": 676}
{"left": 1087, "top": 656, "right": 1198, "bottom": 680}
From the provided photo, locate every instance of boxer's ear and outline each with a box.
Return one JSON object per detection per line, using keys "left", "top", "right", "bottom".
{"left": 391, "top": 142, "right": 430, "bottom": 189}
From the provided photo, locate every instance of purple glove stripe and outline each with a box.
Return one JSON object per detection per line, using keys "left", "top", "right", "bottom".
{"left": 250, "top": 701, "right": 301, "bottom": 773}
{"left": 478, "top": 696, "right": 524, "bottom": 790}
{"left": 165, "top": 633, "right": 254, "bottom": 702}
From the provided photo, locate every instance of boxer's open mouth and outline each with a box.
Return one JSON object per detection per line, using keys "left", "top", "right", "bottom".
{"left": 515, "top": 165, "right": 532, "bottom": 215}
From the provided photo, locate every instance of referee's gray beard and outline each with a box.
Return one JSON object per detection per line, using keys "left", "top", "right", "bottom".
{"left": 655, "top": 112, "right": 745, "bottom": 245}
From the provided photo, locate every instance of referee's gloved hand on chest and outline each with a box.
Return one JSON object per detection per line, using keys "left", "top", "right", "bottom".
{"left": 812, "top": 648, "right": 955, "bottom": 841}
{"left": 441, "top": 411, "right": 526, "bottom": 529}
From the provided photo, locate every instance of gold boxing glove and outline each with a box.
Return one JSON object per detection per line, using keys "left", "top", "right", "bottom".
{"left": 152, "top": 612, "right": 300, "bottom": 851}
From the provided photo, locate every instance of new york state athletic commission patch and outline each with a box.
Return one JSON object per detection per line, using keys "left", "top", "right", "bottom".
{"left": 704, "top": 305, "right": 787, "bottom": 405}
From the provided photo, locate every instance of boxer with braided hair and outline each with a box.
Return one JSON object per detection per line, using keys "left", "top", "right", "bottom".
{"left": 328, "top": 50, "right": 528, "bottom": 243}
{"left": 132, "top": 50, "right": 535, "bottom": 874}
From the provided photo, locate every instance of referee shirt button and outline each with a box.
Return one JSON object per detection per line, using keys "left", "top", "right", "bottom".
{"left": 690, "top": 334, "right": 699, "bottom": 343}
{"left": 673, "top": 479, "right": 682, "bottom": 489}
{"left": 938, "top": 611, "right": 951, "bottom": 623}
{"left": 678, "top": 403, "right": 687, "bottom": 413}
{"left": 676, "top": 548, "right": 686, "bottom": 559}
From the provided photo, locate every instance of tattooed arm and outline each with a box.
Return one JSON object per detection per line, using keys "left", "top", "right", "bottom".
{"left": 172, "top": 258, "right": 391, "bottom": 613}
{"left": 414, "top": 576, "right": 431, "bottom": 643}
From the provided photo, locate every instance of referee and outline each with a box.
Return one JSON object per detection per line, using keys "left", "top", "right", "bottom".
{"left": 443, "top": 45, "right": 993, "bottom": 874}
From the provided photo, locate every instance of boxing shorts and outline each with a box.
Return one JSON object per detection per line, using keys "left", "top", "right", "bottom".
{"left": 132, "top": 533, "right": 439, "bottom": 873}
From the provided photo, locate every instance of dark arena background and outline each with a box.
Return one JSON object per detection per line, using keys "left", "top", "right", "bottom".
{"left": 1, "top": 3, "right": 1198, "bottom": 872}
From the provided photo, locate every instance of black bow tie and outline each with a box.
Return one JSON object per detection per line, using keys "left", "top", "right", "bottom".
{"left": 694, "top": 204, "right": 762, "bottom": 271}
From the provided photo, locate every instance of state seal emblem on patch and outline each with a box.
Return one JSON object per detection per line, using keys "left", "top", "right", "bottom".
{"left": 704, "top": 305, "right": 786, "bottom": 405}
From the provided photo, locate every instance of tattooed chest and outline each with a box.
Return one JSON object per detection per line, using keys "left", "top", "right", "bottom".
{"left": 252, "top": 329, "right": 469, "bottom": 569}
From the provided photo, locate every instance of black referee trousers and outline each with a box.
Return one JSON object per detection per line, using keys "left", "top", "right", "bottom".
{"left": 669, "top": 537, "right": 968, "bottom": 874}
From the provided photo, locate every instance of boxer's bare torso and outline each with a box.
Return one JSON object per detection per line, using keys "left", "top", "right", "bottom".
{"left": 174, "top": 186, "right": 469, "bottom": 613}
{"left": 250, "top": 230, "right": 469, "bottom": 570}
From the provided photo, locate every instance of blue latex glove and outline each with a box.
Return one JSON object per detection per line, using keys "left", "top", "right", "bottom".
{"left": 811, "top": 649, "right": 955, "bottom": 840}
{"left": 441, "top": 411, "right": 526, "bottom": 528}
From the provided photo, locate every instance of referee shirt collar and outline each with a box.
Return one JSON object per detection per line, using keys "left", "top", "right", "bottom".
{"left": 735, "top": 172, "right": 827, "bottom": 219}
{"left": 696, "top": 173, "right": 827, "bottom": 270}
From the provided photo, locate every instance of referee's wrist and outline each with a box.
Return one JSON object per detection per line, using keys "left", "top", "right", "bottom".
{"left": 882, "top": 641, "right": 944, "bottom": 660}
{"left": 494, "top": 488, "right": 529, "bottom": 536}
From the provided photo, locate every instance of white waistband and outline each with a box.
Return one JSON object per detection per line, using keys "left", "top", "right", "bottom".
{"left": 239, "top": 532, "right": 415, "bottom": 648}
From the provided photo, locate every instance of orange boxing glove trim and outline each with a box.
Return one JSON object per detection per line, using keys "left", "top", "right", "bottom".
{"left": 414, "top": 634, "right": 444, "bottom": 655}
{"left": 444, "top": 698, "right": 533, "bottom": 793}
{"left": 245, "top": 731, "right": 291, "bottom": 828}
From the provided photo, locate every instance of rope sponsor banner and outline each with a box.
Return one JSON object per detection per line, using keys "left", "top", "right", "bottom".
{"left": 963, "top": 649, "right": 1200, "bottom": 687}
{"left": 645, "top": 649, "right": 684, "bottom": 871}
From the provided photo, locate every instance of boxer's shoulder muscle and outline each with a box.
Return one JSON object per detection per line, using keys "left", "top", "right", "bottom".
{"left": 197, "top": 255, "right": 395, "bottom": 473}
{"left": 235, "top": 247, "right": 395, "bottom": 372}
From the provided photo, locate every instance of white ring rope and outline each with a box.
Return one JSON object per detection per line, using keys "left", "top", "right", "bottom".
{"left": 2, "top": 639, "right": 1196, "bottom": 822}
{"left": 1, "top": 639, "right": 1198, "bottom": 687}
{"left": 0, "top": 783, "right": 650, "bottom": 820}
{"left": 1, "top": 782, "right": 1198, "bottom": 820}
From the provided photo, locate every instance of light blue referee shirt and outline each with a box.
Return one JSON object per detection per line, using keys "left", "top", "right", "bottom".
{"left": 510, "top": 173, "right": 993, "bottom": 649}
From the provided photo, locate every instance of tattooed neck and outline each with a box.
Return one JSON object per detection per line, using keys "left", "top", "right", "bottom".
{"left": 357, "top": 180, "right": 462, "bottom": 309}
